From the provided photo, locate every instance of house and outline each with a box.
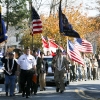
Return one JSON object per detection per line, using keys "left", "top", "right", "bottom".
{"left": 0, "top": 26, "right": 23, "bottom": 53}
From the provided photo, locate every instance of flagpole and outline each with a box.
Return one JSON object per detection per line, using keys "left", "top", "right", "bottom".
{"left": 59, "top": 0, "right": 63, "bottom": 49}
{"left": 29, "top": 0, "right": 34, "bottom": 50}
{"left": 32, "top": 35, "right": 34, "bottom": 49}
{"left": 66, "top": 36, "right": 68, "bottom": 59}
{"left": 31, "top": 1, "right": 34, "bottom": 50}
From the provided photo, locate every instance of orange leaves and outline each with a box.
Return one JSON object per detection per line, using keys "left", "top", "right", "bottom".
{"left": 21, "top": 3, "right": 99, "bottom": 50}
{"left": 63, "top": 5, "right": 98, "bottom": 38}
{"left": 42, "top": 14, "right": 59, "bottom": 36}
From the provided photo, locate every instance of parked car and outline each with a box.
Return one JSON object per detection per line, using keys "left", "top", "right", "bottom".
{"left": 0, "top": 57, "right": 4, "bottom": 82}
{"left": 43, "top": 56, "right": 69, "bottom": 86}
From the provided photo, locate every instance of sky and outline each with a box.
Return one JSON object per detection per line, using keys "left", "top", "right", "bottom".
{"left": 35, "top": 0, "right": 99, "bottom": 17}
{"left": 0, "top": 0, "right": 99, "bottom": 17}
{"left": 78, "top": 0, "right": 99, "bottom": 17}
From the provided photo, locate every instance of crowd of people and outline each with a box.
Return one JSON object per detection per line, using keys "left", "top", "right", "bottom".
{"left": 69, "top": 53, "right": 100, "bottom": 82}
{"left": 1, "top": 47, "right": 100, "bottom": 98}
{"left": 1, "top": 47, "right": 49, "bottom": 98}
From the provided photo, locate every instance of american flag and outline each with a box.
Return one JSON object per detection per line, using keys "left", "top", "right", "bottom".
{"left": 31, "top": 5, "right": 42, "bottom": 35}
{"left": 74, "top": 38, "right": 93, "bottom": 53}
{"left": 67, "top": 40, "right": 84, "bottom": 65}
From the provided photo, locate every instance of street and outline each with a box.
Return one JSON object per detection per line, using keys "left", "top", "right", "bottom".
{"left": 0, "top": 80, "right": 100, "bottom": 100}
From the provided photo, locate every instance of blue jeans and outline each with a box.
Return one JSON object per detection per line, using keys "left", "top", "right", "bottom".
{"left": 84, "top": 67, "right": 87, "bottom": 80}
{"left": 5, "top": 75, "right": 16, "bottom": 95}
{"left": 76, "top": 67, "right": 82, "bottom": 80}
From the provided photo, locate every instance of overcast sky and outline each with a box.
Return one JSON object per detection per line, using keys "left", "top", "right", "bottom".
{"left": 1, "top": 0, "right": 99, "bottom": 17}
{"left": 36, "top": 0, "right": 99, "bottom": 17}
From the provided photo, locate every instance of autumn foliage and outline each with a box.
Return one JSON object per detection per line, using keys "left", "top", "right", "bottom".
{"left": 21, "top": 4, "right": 99, "bottom": 50}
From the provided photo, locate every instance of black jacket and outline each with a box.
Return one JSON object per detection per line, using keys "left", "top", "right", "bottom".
{"left": 1, "top": 56, "right": 17, "bottom": 76}
{"left": 36, "top": 57, "right": 48, "bottom": 74}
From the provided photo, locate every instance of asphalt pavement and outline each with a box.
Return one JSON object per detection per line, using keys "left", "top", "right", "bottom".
{"left": 0, "top": 80, "right": 100, "bottom": 100}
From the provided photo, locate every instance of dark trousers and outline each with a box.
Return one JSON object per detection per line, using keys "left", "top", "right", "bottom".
{"left": 92, "top": 68, "right": 96, "bottom": 80}
{"left": 31, "top": 74, "right": 39, "bottom": 94}
{"left": 20, "top": 69, "right": 34, "bottom": 97}
{"left": 31, "top": 82, "right": 38, "bottom": 94}
{"left": 70, "top": 65, "right": 76, "bottom": 81}
{"left": 18, "top": 74, "right": 22, "bottom": 92}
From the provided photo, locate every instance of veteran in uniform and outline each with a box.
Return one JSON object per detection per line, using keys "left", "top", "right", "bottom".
{"left": 52, "top": 49, "right": 69, "bottom": 93}
{"left": 17, "top": 47, "right": 36, "bottom": 98}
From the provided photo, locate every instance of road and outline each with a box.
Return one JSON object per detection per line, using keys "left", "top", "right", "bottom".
{"left": 0, "top": 80, "right": 100, "bottom": 100}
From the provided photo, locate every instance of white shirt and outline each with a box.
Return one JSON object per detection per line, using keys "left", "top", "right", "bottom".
{"left": 57, "top": 56, "right": 63, "bottom": 71}
{"left": 18, "top": 54, "right": 36, "bottom": 70}
{"left": 83, "top": 57, "right": 90, "bottom": 68}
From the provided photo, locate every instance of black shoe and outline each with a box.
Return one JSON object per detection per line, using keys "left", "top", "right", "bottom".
{"left": 34, "top": 93, "right": 37, "bottom": 95}
{"left": 60, "top": 90, "right": 64, "bottom": 93}
{"left": 22, "top": 93, "right": 25, "bottom": 97}
{"left": 26, "top": 96, "right": 29, "bottom": 98}
{"left": 10, "top": 94, "right": 15, "bottom": 97}
{"left": 6, "top": 92, "right": 8, "bottom": 96}
{"left": 43, "top": 88, "right": 46, "bottom": 91}
{"left": 26, "top": 96, "right": 32, "bottom": 98}
{"left": 40, "top": 90, "right": 43, "bottom": 91}
{"left": 31, "top": 90, "right": 33, "bottom": 94}
{"left": 56, "top": 88, "right": 59, "bottom": 92}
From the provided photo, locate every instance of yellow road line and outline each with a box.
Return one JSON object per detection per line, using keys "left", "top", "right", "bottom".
{"left": 75, "top": 89, "right": 96, "bottom": 100}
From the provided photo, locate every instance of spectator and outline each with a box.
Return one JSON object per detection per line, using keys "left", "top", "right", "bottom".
{"left": 82, "top": 53, "right": 90, "bottom": 81}
{"left": 76, "top": 63, "right": 82, "bottom": 81}
{"left": 69, "top": 61, "right": 76, "bottom": 82}
{"left": 97, "top": 54, "right": 100, "bottom": 79}
{"left": 91, "top": 55, "right": 98, "bottom": 80}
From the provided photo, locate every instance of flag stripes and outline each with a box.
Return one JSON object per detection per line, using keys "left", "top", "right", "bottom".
{"left": 74, "top": 38, "right": 93, "bottom": 53}
{"left": 67, "top": 40, "right": 84, "bottom": 65}
{"left": 31, "top": 5, "right": 42, "bottom": 35}
{"left": 41, "top": 36, "right": 49, "bottom": 49}
{"left": 48, "top": 39, "right": 64, "bottom": 53}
